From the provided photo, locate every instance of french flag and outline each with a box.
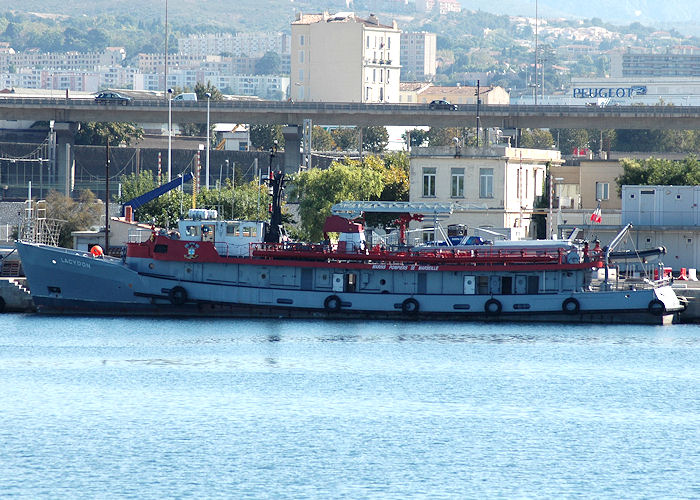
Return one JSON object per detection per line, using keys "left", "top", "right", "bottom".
{"left": 590, "top": 203, "right": 602, "bottom": 223}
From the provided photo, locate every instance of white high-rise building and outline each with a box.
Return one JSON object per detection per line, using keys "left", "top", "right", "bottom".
{"left": 177, "top": 33, "right": 290, "bottom": 58}
{"left": 400, "top": 32, "right": 436, "bottom": 82}
{"left": 290, "top": 12, "right": 401, "bottom": 103}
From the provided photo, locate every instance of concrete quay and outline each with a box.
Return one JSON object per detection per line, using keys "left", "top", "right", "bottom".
{"left": 0, "top": 277, "right": 35, "bottom": 313}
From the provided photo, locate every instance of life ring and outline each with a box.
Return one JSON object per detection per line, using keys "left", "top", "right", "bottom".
{"left": 401, "top": 298, "right": 419, "bottom": 314}
{"left": 169, "top": 286, "right": 188, "bottom": 306}
{"left": 324, "top": 295, "right": 342, "bottom": 312}
{"left": 562, "top": 297, "right": 580, "bottom": 314}
{"left": 484, "top": 298, "right": 502, "bottom": 315}
{"left": 648, "top": 299, "right": 666, "bottom": 316}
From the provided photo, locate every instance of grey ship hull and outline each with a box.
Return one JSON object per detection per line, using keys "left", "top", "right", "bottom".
{"left": 15, "top": 241, "right": 683, "bottom": 324}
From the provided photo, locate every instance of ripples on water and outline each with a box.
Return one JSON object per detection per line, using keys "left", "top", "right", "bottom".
{"left": 0, "top": 315, "right": 698, "bottom": 499}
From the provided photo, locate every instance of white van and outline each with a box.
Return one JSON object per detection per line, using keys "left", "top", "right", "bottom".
{"left": 173, "top": 92, "right": 197, "bottom": 101}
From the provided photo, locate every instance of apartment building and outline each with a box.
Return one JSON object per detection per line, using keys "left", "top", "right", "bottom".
{"left": 400, "top": 32, "right": 436, "bottom": 82}
{"left": 290, "top": 12, "right": 401, "bottom": 103}
{"left": 138, "top": 52, "right": 290, "bottom": 79}
{"left": 415, "top": 0, "right": 461, "bottom": 14}
{"left": 178, "top": 32, "right": 290, "bottom": 59}
{"left": 409, "top": 146, "right": 561, "bottom": 239}
{"left": 0, "top": 47, "right": 125, "bottom": 72}
{"left": 610, "top": 46, "right": 700, "bottom": 78}
{"left": 134, "top": 70, "right": 288, "bottom": 99}
{"left": 0, "top": 67, "right": 137, "bottom": 92}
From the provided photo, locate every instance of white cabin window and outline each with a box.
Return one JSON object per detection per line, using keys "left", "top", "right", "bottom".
{"left": 185, "top": 225, "right": 199, "bottom": 237}
{"left": 226, "top": 223, "right": 239, "bottom": 236}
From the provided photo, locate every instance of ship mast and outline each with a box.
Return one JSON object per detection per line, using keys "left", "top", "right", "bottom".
{"left": 264, "top": 141, "right": 285, "bottom": 243}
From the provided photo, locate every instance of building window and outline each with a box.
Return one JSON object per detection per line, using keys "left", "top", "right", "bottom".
{"left": 366, "top": 36, "right": 370, "bottom": 48}
{"left": 479, "top": 168, "right": 494, "bottom": 198}
{"left": 596, "top": 182, "right": 609, "bottom": 200}
{"left": 300, "top": 35, "right": 305, "bottom": 46}
{"left": 423, "top": 168, "right": 436, "bottom": 197}
{"left": 298, "top": 69, "right": 303, "bottom": 81}
{"left": 298, "top": 51, "right": 304, "bottom": 63}
{"left": 298, "top": 86, "right": 304, "bottom": 100}
{"left": 451, "top": 168, "right": 464, "bottom": 197}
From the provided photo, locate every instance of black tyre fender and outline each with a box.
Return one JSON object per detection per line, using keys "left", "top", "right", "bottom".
{"left": 562, "top": 297, "right": 580, "bottom": 314}
{"left": 0, "top": 297, "right": 5, "bottom": 313}
{"left": 324, "top": 295, "right": 342, "bottom": 311}
{"left": 401, "top": 298, "right": 419, "bottom": 314}
{"left": 648, "top": 299, "right": 666, "bottom": 316}
{"left": 169, "top": 286, "right": 188, "bottom": 306}
{"left": 484, "top": 298, "right": 502, "bottom": 315}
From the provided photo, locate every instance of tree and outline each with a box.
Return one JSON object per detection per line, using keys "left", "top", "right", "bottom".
{"left": 519, "top": 129, "right": 554, "bottom": 149}
{"left": 45, "top": 190, "right": 102, "bottom": 248}
{"left": 118, "top": 171, "right": 273, "bottom": 227}
{"left": 613, "top": 129, "right": 700, "bottom": 153}
{"left": 249, "top": 124, "right": 285, "bottom": 150}
{"left": 550, "top": 128, "right": 589, "bottom": 155}
{"left": 426, "top": 127, "right": 468, "bottom": 147}
{"left": 311, "top": 126, "right": 335, "bottom": 151}
{"left": 75, "top": 122, "right": 143, "bottom": 146}
{"left": 289, "top": 161, "right": 384, "bottom": 241}
{"left": 331, "top": 127, "right": 359, "bottom": 151}
{"left": 254, "top": 51, "right": 281, "bottom": 75}
{"left": 615, "top": 156, "right": 700, "bottom": 196}
{"left": 361, "top": 126, "right": 389, "bottom": 153}
{"left": 402, "top": 128, "right": 429, "bottom": 148}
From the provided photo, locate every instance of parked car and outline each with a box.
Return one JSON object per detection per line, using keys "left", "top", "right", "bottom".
{"left": 94, "top": 91, "right": 131, "bottom": 105}
{"left": 429, "top": 99, "right": 458, "bottom": 110}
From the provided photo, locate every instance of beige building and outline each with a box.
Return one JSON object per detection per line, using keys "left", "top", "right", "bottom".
{"left": 400, "top": 32, "right": 436, "bottom": 82}
{"left": 409, "top": 146, "right": 562, "bottom": 239}
{"left": 399, "top": 83, "right": 510, "bottom": 105}
{"left": 290, "top": 12, "right": 401, "bottom": 103}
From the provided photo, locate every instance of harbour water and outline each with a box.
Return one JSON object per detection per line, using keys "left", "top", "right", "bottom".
{"left": 0, "top": 314, "right": 698, "bottom": 499}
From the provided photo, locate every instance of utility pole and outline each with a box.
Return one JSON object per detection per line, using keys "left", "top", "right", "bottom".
{"left": 534, "top": 0, "right": 538, "bottom": 106}
{"left": 476, "top": 80, "right": 481, "bottom": 147}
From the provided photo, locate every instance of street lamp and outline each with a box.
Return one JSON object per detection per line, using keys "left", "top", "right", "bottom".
{"left": 205, "top": 92, "right": 211, "bottom": 189}
{"left": 167, "top": 88, "right": 173, "bottom": 182}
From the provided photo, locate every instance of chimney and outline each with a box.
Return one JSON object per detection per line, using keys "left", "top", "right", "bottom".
{"left": 368, "top": 13, "right": 378, "bottom": 24}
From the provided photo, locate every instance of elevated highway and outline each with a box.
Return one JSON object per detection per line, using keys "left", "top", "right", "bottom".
{"left": 1, "top": 97, "right": 700, "bottom": 130}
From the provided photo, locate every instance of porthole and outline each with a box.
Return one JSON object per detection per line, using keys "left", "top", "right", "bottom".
{"left": 149, "top": 263, "right": 154, "bottom": 269}
{"left": 380, "top": 279, "right": 386, "bottom": 285}
{"left": 261, "top": 273, "right": 267, "bottom": 279}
